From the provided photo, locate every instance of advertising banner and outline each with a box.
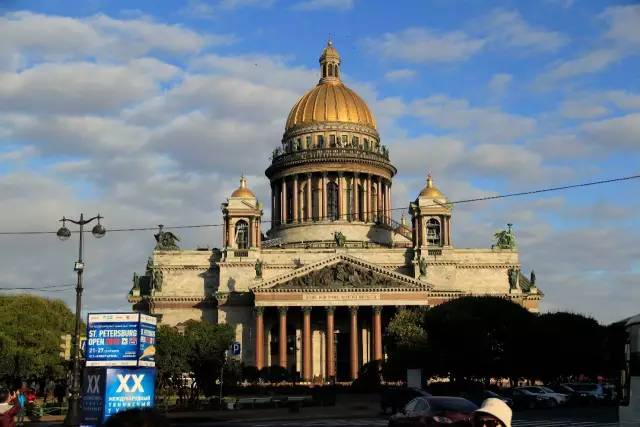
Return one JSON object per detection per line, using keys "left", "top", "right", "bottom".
{"left": 81, "top": 368, "right": 105, "bottom": 425}
{"left": 103, "top": 367, "right": 156, "bottom": 422}
{"left": 86, "top": 313, "right": 156, "bottom": 367}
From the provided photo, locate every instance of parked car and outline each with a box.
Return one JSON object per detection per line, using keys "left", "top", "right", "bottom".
{"left": 461, "top": 390, "right": 514, "bottom": 408}
{"left": 564, "top": 383, "right": 606, "bottom": 404}
{"left": 502, "top": 388, "right": 555, "bottom": 410}
{"left": 381, "top": 387, "right": 431, "bottom": 414}
{"left": 388, "top": 396, "right": 478, "bottom": 426}
{"left": 548, "top": 384, "right": 580, "bottom": 405}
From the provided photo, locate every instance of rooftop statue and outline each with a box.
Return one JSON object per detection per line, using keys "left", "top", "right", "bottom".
{"left": 154, "top": 224, "right": 180, "bottom": 251}
{"left": 334, "top": 231, "right": 346, "bottom": 247}
{"left": 492, "top": 223, "right": 516, "bottom": 250}
{"left": 255, "top": 259, "right": 263, "bottom": 279}
{"left": 508, "top": 267, "right": 519, "bottom": 290}
{"left": 418, "top": 256, "right": 428, "bottom": 278}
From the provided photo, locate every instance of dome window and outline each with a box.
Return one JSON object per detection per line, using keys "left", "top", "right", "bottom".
{"left": 341, "top": 135, "right": 348, "bottom": 146}
{"left": 426, "top": 218, "right": 441, "bottom": 246}
{"left": 306, "top": 136, "right": 312, "bottom": 149}
{"left": 317, "top": 135, "right": 325, "bottom": 148}
{"left": 330, "top": 135, "right": 336, "bottom": 147}
{"left": 235, "top": 220, "right": 249, "bottom": 249}
{"left": 351, "top": 136, "right": 359, "bottom": 148}
{"left": 364, "top": 139, "right": 370, "bottom": 151}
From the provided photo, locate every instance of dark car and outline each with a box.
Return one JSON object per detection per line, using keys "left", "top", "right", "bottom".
{"left": 388, "top": 396, "right": 478, "bottom": 426}
{"left": 381, "top": 387, "right": 431, "bottom": 414}
{"left": 548, "top": 384, "right": 580, "bottom": 405}
{"left": 461, "top": 390, "right": 514, "bottom": 408}
{"left": 501, "top": 388, "right": 555, "bottom": 410}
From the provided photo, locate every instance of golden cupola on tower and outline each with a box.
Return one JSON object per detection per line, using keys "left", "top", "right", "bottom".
{"left": 265, "top": 41, "right": 401, "bottom": 247}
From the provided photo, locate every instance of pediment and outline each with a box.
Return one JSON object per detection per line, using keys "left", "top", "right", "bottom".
{"left": 252, "top": 254, "right": 431, "bottom": 293}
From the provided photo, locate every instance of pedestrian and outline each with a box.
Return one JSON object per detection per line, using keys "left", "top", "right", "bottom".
{"left": 54, "top": 381, "right": 64, "bottom": 406}
{"left": 0, "top": 388, "right": 20, "bottom": 427}
{"left": 471, "top": 397, "right": 512, "bottom": 427}
{"left": 14, "top": 388, "right": 25, "bottom": 427}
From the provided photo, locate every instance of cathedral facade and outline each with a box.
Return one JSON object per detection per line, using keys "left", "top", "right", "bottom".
{"left": 128, "top": 42, "right": 542, "bottom": 382}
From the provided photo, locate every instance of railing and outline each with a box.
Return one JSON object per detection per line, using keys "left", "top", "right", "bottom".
{"left": 261, "top": 237, "right": 283, "bottom": 248}
{"left": 383, "top": 215, "right": 413, "bottom": 241}
{"left": 269, "top": 147, "right": 391, "bottom": 167}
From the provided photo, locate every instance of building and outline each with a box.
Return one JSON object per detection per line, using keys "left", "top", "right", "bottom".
{"left": 128, "top": 41, "right": 542, "bottom": 382}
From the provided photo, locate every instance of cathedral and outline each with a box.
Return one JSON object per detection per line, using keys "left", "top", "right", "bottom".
{"left": 128, "top": 41, "right": 542, "bottom": 382}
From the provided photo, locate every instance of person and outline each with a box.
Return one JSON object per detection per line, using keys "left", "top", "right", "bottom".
{"left": 471, "top": 397, "right": 512, "bottom": 427}
{"left": 14, "top": 388, "right": 25, "bottom": 427}
{"left": 0, "top": 389, "right": 20, "bottom": 427}
{"left": 53, "top": 381, "right": 65, "bottom": 406}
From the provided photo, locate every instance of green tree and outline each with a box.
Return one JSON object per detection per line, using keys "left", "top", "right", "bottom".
{"left": 425, "top": 296, "right": 534, "bottom": 384}
{"left": 156, "top": 325, "right": 189, "bottom": 398}
{"left": 530, "top": 312, "right": 604, "bottom": 382}
{"left": 0, "top": 295, "right": 75, "bottom": 385}
{"left": 183, "top": 321, "right": 234, "bottom": 397}
{"left": 385, "top": 308, "right": 428, "bottom": 376}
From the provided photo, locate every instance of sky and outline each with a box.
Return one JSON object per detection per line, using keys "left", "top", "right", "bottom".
{"left": 0, "top": 0, "right": 638, "bottom": 324}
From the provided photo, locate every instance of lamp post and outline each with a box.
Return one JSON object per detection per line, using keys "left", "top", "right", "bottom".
{"left": 57, "top": 213, "right": 106, "bottom": 426}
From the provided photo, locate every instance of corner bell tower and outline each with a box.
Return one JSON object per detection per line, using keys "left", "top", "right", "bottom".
{"left": 221, "top": 176, "right": 263, "bottom": 252}
{"left": 409, "top": 174, "right": 452, "bottom": 249}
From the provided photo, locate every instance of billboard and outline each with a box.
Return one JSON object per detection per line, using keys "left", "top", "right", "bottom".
{"left": 81, "top": 368, "right": 105, "bottom": 425}
{"left": 86, "top": 313, "right": 156, "bottom": 367}
{"left": 103, "top": 367, "right": 156, "bottom": 422}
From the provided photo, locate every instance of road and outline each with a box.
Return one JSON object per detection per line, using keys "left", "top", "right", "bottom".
{"left": 175, "top": 406, "right": 618, "bottom": 427}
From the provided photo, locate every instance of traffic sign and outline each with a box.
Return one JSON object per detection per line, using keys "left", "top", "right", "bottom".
{"left": 231, "top": 342, "right": 241, "bottom": 356}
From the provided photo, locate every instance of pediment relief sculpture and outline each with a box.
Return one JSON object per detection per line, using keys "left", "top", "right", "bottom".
{"left": 278, "top": 262, "right": 401, "bottom": 289}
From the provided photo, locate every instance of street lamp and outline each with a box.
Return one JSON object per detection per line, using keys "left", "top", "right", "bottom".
{"left": 57, "top": 213, "right": 105, "bottom": 426}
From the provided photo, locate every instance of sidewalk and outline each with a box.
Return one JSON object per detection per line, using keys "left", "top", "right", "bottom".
{"left": 31, "top": 393, "right": 381, "bottom": 425}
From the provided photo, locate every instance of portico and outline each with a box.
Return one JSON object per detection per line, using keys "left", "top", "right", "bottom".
{"left": 252, "top": 254, "right": 431, "bottom": 381}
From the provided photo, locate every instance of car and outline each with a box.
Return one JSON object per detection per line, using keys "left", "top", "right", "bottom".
{"left": 547, "top": 384, "right": 580, "bottom": 405}
{"left": 503, "top": 388, "right": 555, "bottom": 410}
{"left": 517, "top": 386, "right": 567, "bottom": 406}
{"left": 564, "top": 383, "right": 606, "bottom": 404}
{"left": 381, "top": 387, "right": 431, "bottom": 414}
{"left": 388, "top": 396, "right": 479, "bottom": 427}
{"left": 461, "top": 390, "right": 514, "bottom": 408}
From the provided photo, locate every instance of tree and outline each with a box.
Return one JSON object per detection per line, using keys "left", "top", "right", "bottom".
{"left": 530, "top": 312, "right": 604, "bottom": 382}
{"left": 385, "top": 308, "right": 428, "bottom": 376}
{"left": 0, "top": 295, "right": 75, "bottom": 385}
{"left": 183, "top": 321, "right": 234, "bottom": 397}
{"left": 155, "top": 325, "right": 189, "bottom": 399}
{"left": 424, "top": 296, "right": 534, "bottom": 384}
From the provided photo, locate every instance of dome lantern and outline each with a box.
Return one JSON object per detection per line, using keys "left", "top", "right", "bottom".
{"left": 319, "top": 39, "right": 341, "bottom": 84}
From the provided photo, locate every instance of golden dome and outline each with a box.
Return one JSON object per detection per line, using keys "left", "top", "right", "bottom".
{"left": 285, "top": 41, "right": 376, "bottom": 132}
{"left": 419, "top": 174, "right": 446, "bottom": 199}
{"left": 231, "top": 176, "right": 255, "bottom": 198}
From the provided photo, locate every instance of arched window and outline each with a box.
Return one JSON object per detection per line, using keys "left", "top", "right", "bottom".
{"left": 323, "top": 64, "right": 327, "bottom": 78}
{"left": 364, "top": 139, "right": 369, "bottom": 151}
{"left": 335, "top": 65, "right": 339, "bottom": 78}
{"left": 329, "top": 135, "right": 336, "bottom": 147}
{"left": 306, "top": 135, "right": 312, "bottom": 149}
{"left": 317, "top": 135, "right": 324, "bottom": 148}
{"left": 235, "top": 220, "right": 249, "bottom": 249}
{"left": 426, "top": 218, "right": 441, "bottom": 246}
{"left": 328, "top": 63, "right": 334, "bottom": 76}
{"left": 327, "top": 181, "right": 339, "bottom": 221}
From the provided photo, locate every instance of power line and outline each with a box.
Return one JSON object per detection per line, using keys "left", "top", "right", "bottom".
{"left": 0, "top": 284, "right": 75, "bottom": 292}
{"left": 0, "top": 173, "right": 637, "bottom": 236}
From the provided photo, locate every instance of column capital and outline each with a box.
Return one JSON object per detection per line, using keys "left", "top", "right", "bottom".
{"left": 348, "top": 305, "right": 359, "bottom": 314}
{"left": 325, "top": 306, "right": 336, "bottom": 314}
{"left": 254, "top": 306, "right": 265, "bottom": 316}
{"left": 322, "top": 171, "right": 328, "bottom": 177}
{"left": 302, "top": 306, "right": 313, "bottom": 314}
{"left": 278, "top": 306, "right": 288, "bottom": 315}
{"left": 337, "top": 171, "right": 344, "bottom": 177}
{"left": 306, "top": 172, "right": 313, "bottom": 178}
{"left": 372, "top": 306, "right": 383, "bottom": 314}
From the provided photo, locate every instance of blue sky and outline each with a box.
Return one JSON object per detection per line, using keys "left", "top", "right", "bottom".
{"left": 0, "top": 0, "right": 638, "bottom": 323}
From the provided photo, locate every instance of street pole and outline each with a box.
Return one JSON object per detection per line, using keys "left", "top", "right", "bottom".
{"left": 57, "top": 214, "right": 105, "bottom": 427}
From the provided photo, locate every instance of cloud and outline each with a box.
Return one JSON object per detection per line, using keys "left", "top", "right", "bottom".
{"left": 0, "top": 11, "right": 231, "bottom": 70}
{"left": 292, "top": 0, "right": 354, "bottom": 11}
{"left": 481, "top": 9, "right": 569, "bottom": 52}
{"left": 409, "top": 95, "right": 536, "bottom": 144}
{"left": 363, "top": 28, "right": 486, "bottom": 64}
{"left": 560, "top": 100, "right": 609, "bottom": 119}
{"left": 601, "top": 4, "right": 640, "bottom": 47}
{"left": 581, "top": 113, "right": 640, "bottom": 151}
{"left": 537, "top": 49, "right": 623, "bottom": 86}
{"left": 488, "top": 73, "right": 513, "bottom": 97}
{"left": 384, "top": 68, "right": 416, "bottom": 81}
{"left": 0, "top": 59, "right": 179, "bottom": 115}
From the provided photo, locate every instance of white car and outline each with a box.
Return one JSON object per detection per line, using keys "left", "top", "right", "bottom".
{"left": 518, "top": 386, "right": 569, "bottom": 406}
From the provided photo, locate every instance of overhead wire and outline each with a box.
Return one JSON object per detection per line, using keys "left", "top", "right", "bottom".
{"left": 0, "top": 174, "right": 637, "bottom": 236}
